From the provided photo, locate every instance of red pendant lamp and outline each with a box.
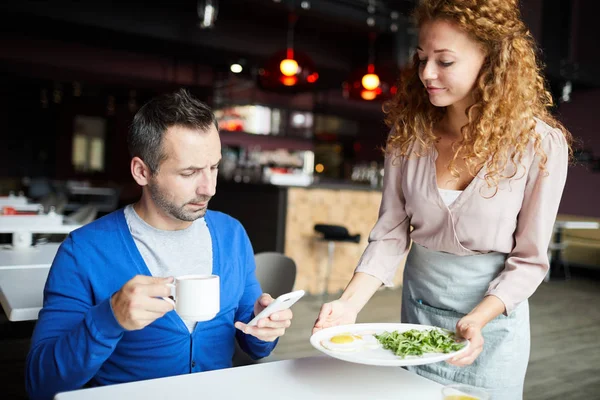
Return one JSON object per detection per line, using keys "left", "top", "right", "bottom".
{"left": 343, "top": 32, "right": 394, "bottom": 101}
{"left": 258, "top": 12, "right": 319, "bottom": 91}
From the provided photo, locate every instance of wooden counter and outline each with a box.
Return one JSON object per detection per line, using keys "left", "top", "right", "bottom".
{"left": 211, "top": 181, "right": 406, "bottom": 296}
{"left": 284, "top": 186, "right": 405, "bottom": 295}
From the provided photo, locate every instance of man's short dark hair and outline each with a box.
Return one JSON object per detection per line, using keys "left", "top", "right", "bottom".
{"left": 127, "top": 89, "right": 219, "bottom": 174}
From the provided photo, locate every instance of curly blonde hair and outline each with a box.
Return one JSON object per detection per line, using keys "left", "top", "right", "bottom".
{"left": 383, "top": 0, "right": 572, "bottom": 191}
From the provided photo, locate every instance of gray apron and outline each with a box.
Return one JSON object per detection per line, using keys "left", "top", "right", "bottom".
{"left": 401, "top": 244, "right": 530, "bottom": 400}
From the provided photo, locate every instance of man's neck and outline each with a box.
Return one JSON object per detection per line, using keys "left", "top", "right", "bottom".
{"left": 133, "top": 196, "right": 192, "bottom": 231}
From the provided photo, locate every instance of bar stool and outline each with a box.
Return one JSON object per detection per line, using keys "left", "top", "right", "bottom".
{"left": 314, "top": 224, "right": 361, "bottom": 302}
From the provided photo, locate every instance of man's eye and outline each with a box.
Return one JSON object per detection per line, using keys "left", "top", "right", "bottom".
{"left": 181, "top": 172, "right": 194, "bottom": 177}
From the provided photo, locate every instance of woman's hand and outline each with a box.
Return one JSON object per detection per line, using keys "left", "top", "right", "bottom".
{"left": 447, "top": 316, "right": 484, "bottom": 366}
{"left": 447, "top": 295, "right": 505, "bottom": 366}
{"left": 312, "top": 272, "right": 384, "bottom": 334}
{"left": 312, "top": 299, "right": 358, "bottom": 334}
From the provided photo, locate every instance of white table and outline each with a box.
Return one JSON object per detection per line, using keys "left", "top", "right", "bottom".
{"left": 0, "top": 265, "right": 50, "bottom": 321}
{"left": 554, "top": 221, "right": 600, "bottom": 230}
{"left": 0, "top": 243, "right": 59, "bottom": 321}
{"left": 0, "top": 195, "right": 28, "bottom": 206}
{"left": 54, "top": 356, "right": 444, "bottom": 400}
{"left": 0, "top": 242, "right": 61, "bottom": 269}
{"left": 0, "top": 215, "right": 81, "bottom": 249}
{"left": 547, "top": 220, "right": 600, "bottom": 280}
{"left": 1, "top": 203, "right": 43, "bottom": 213}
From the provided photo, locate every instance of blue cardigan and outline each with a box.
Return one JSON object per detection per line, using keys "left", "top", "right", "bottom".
{"left": 26, "top": 209, "right": 276, "bottom": 400}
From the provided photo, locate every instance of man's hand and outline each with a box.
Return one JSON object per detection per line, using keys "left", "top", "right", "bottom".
{"left": 234, "top": 294, "right": 293, "bottom": 342}
{"left": 111, "top": 275, "right": 175, "bottom": 331}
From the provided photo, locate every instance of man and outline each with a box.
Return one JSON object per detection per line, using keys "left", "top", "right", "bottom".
{"left": 26, "top": 89, "right": 293, "bottom": 399}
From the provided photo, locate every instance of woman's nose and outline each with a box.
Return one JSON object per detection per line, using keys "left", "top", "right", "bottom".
{"left": 421, "top": 62, "right": 437, "bottom": 81}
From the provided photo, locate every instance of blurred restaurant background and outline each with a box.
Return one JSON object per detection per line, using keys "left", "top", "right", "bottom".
{"left": 0, "top": 0, "right": 599, "bottom": 399}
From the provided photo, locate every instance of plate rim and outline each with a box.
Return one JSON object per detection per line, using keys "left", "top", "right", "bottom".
{"left": 309, "top": 322, "right": 470, "bottom": 367}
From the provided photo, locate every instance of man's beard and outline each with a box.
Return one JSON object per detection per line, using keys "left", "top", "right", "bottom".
{"left": 148, "top": 182, "right": 211, "bottom": 222}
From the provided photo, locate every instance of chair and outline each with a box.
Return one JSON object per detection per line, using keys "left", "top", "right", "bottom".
{"left": 231, "top": 252, "right": 297, "bottom": 367}
{"left": 253, "top": 252, "right": 297, "bottom": 298}
{"left": 36, "top": 205, "right": 98, "bottom": 246}
{"left": 64, "top": 205, "right": 98, "bottom": 226}
{"left": 39, "top": 192, "right": 68, "bottom": 215}
{"left": 314, "top": 224, "right": 361, "bottom": 302}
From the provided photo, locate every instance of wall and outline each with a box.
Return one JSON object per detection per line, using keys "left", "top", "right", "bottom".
{"left": 520, "top": 0, "right": 600, "bottom": 218}
{"left": 557, "top": 89, "right": 600, "bottom": 217}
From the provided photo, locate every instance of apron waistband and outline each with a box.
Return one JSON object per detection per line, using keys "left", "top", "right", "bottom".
{"left": 403, "top": 243, "right": 507, "bottom": 314}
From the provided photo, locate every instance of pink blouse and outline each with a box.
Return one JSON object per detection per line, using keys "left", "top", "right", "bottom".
{"left": 356, "top": 119, "right": 569, "bottom": 315}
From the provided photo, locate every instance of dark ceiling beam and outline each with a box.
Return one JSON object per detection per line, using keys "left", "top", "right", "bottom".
{"left": 0, "top": 35, "right": 214, "bottom": 88}
{"left": 0, "top": 1, "right": 360, "bottom": 71}
{"left": 0, "top": 0, "right": 420, "bottom": 91}
{"left": 253, "top": 0, "right": 414, "bottom": 32}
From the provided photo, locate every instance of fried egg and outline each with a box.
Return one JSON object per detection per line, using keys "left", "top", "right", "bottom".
{"left": 320, "top": 333, "right": 364, "bottom": 352}
{"left": 320, "top": 332, "right": 383, "bottom": 352}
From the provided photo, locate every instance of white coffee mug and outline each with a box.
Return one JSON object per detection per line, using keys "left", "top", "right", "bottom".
{"left": 164, "top": 274, "right": 220, "bottom": 322}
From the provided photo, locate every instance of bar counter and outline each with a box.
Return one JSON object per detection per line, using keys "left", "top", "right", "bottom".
{"left": 210, "top": 181, "right": 405, "bottom": 295}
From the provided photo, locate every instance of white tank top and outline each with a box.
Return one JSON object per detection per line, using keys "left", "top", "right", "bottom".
{"left": 438, "top": 188, "right": 463, "bottom": 206}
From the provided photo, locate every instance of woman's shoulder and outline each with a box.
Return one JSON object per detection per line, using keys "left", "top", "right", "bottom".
{"left": 386, "top": 128, "right": 430, "bottom": 159}
{"left": 533, "top": 117, "right": 568, "bottom": 148}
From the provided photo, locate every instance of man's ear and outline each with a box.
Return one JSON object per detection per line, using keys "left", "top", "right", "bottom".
{"left": 131, "top": 157, "right": 152, "bottom": 186}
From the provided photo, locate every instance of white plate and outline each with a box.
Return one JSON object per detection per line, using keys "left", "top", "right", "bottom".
{"left": 310, "top": 323, "right": 469, "bottom": 367}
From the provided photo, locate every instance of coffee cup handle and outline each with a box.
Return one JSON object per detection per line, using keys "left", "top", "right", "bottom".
{"left": 162, "top": 283, "right": 176, "bottom": 307}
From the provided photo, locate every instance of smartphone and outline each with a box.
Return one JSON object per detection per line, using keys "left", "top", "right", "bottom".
{"left": 247, "top": 290, "right": 305, "bottom": 326}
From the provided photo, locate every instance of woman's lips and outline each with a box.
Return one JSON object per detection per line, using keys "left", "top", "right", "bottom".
{"left": 426, "top": 86, "right": 445, "bottom": 94}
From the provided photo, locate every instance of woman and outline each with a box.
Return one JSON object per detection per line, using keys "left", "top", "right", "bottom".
{"left": 312, "top": 0, "right": 571, "bottom": 398}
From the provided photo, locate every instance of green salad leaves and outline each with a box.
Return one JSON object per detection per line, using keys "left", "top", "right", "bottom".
{"left": 374, "top": 328, "right": 465, "bottom": 358}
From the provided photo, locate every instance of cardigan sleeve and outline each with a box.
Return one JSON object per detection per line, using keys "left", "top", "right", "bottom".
{"left": 26, "top": 236, "right": 126, "bottom": 400}
{"left": 234, "top": 225, "right": 277, "bottom": 359}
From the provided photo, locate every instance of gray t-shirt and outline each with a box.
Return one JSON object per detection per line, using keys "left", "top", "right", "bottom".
{"left": 124, "top": 204, "right": 213, "bottom": 332}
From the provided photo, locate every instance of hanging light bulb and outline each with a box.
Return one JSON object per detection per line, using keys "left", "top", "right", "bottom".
{"left": 343, "top": 2, "right": 396, "bottom": 101}
{"left": 363, "top": 33, "right": 380, "bottom": 92}
{"left": 259, "top": 12, "right": 318, "bottom": 91}
{"left": 344, "top": 66, "right": 394, "bottom": 102}
{"left": 280, "top": 60, "right": 298, "bottom": 76}
{"left": 361, "top": 64, "right": 380, "bottom": 90}
{"left": 281, "top": 14, "right": 299, "bottom": 79}
{"left": 343, "top": 30, "right": 395, "bottom": 101}
{"left": 280, "top": 49, "right": 299, "bottom": 76}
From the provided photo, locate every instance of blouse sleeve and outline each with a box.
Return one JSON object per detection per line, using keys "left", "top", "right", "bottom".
{"left": 355, "top": 151, "right": 412, "bottom": 286}
{"left": 486, "top": 128, "right": 569, "bottom": 315}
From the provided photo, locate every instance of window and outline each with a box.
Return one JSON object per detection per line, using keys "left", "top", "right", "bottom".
{"left": 72, "top": 116, "right": 106, "bottom": 172}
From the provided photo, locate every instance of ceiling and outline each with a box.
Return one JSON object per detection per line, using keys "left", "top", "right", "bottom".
{"left": 0, "top": 0, "right": 418, "bottom": 90}
{"left": 2, "top": 0, "right": 596, "bottom": 93}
